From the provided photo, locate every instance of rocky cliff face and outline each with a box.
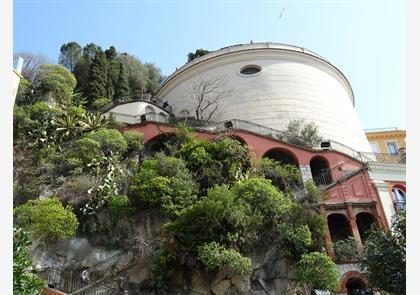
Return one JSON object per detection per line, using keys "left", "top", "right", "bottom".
{"left": 30, "top": 209, "right": 303, "bottom": 295}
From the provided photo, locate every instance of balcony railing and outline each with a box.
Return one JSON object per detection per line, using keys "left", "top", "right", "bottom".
{"left": 310, "top": 157, "right": 364, "bottom": 187}
{"left": 358, "top": 152, "right": 406, "bottom": 164}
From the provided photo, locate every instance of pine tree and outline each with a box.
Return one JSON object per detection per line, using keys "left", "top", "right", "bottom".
{"left": 86, "top": 50, "right": 108, "bottom": 103}
{"left": 114, "top": 62, "right": 130, "bottom": 102}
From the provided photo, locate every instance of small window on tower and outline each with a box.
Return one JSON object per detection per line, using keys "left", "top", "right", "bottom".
{"left": 240, "top": 65, "right": 261, "bottom": 75}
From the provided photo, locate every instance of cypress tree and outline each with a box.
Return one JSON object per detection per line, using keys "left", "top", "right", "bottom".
{"left": 114, "top": 62, "right": 130, "bottom": 102}
{"left": 86, "top": 50, "right": 107, "bottom": 103}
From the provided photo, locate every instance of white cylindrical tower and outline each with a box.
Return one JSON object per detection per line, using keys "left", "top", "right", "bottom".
{"left": 157, "top": 42, "right": 370, "bottom": 152}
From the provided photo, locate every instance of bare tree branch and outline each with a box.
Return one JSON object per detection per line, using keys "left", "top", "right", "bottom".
{"left": 188, "top": 76, "right": 231, "bottom": 121}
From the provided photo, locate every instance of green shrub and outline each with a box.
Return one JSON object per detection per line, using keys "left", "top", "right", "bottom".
{"left": 14, "top": 197, "right": 79, "bottom": 241}
{"left": 107, "top": 195, "right": 134, "bottom": 216}
{"left": 180, "top": 137, "right": 250, "bottom": 192}
{"left": 123, "top": 130, "right": 144, "bottom": 155}
{"left": 85, "top": 128, "right": 128, "bottom": 156}
{"left": 197, "top": 242, "right": 251, "bottom": 275}
{"left": 72, "top": 137, "right": 103, "bottom": 165}
{"left": 13, "top": 227, "right": 45, "bottom": 295}
{"left": 333, "top": 237, "right": 359, "bottom": 261}
{"left": 254, "top": 158, "right": 302, "bottom": 194}
{"left": 130, "top": 153, "right": 198, "bottom": 216}
{"left": 294, "top": 252, "right": 339, "bottom": 291}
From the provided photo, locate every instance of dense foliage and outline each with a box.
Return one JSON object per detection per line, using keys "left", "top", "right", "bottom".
{"left": 294, "top": 252, "right": 339, "bottom": 291}
{"left": 13, "top": 227, "right": 45, "bottom": 295}
{"left": 130, "top": 153, "right": 199, "bottom": 216}
{"left": 361, "top": 211, "right": 406, "bottom": 295}
{"left": 187, "top": 48, "right": 210, "bottom": 62}
{"left": 14, "top": 197, "right": 79, "bottom": 241}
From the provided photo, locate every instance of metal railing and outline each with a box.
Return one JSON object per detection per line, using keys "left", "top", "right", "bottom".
{"left": 107, "top": 111, "right": 406, "bottom": 167}
{"left": 309, "top": 157, "right": 365, "bottom": 187}
{"left": 358, "top": 152, "right": 405, "bottom": 164}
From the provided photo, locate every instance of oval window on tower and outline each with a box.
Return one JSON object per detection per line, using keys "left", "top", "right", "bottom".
{"left": 240, "top": 65, "right": 262, "bottom": 75}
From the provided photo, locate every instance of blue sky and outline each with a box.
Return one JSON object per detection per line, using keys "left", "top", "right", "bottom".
{"left": 13, "top": 0, "right": 405, "bottom": 130}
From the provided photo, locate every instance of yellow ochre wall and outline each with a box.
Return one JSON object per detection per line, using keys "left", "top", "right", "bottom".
{"left": 365, "top": 129, "right": 406, "bottom": 154}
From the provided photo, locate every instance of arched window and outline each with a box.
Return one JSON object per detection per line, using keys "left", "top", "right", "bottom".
{"left": 262, "top": 148, "right": 299, "bottom": 167}
{"left": 356, "top": 212, "right": 377, "bottom": 243}
{"left": 392, "top": 186, "right": 406, "bottom": 211}
{"left": 310, "top": 156, "right": 332, "bottom": 186}
{"left": 327, "top": 213, "right": 353, "bottom": 242}
{"left": 145, "top": 106, "right": 155, "bottom": 114}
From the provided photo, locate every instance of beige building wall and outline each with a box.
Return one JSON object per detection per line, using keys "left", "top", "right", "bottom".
{"left": 365, "top": 129, "right": 406, "bottom": 154}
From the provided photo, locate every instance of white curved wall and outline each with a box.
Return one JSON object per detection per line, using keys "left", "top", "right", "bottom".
{"left": 157, "top": 46, "right": 371, "bottom": 152}
{"left": 104, "top": 101, "right": 169, "bottom": 124}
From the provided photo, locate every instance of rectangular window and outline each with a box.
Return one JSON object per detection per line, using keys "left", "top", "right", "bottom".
{"left": 369, "top": 142, "right": 380, "bottom": 154}
{"left": 386, "top": 141, "right": 398, "bottom": 155}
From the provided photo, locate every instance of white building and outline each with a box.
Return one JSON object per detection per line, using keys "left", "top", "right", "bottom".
{"left": 156, "top": 42, "right": 371, "bottom": 153}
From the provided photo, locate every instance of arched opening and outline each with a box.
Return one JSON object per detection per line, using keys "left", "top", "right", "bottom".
{"left": 263, "top": 148, "right": 299, "bottom": 167}
{"left": 327, "top": 213, "right": 352, "bottom": 242}
{"left": 356, "top": 212, "right": 377, "bottom": 243}
{"left": 392, "top": 185, "right": 406, "bottom": 211}
{"left": 346, "top": 277, "right": 370, "bottom": 295}
{"left": 144, "top": 133, "right": 178, "bottom": 157}
{"left": 310, "top": 156, "right": 332, "bottom": 186}
{"left": 145, "top": 106, "right": 155, "bottom": 114}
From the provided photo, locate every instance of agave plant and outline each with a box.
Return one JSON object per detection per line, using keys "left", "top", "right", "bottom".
{"left": 79, "top": 112, "right": 110, "bottom": 132}
{"left": 53, "top": 113, "right": 82, "bottom": 141}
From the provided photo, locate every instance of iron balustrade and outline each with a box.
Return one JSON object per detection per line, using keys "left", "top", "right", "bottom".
{"left": 358, "top": 152, "right": 405, "bottom": 164}
{"left": 309, "top": 158, "right": 364, "bottom": 187}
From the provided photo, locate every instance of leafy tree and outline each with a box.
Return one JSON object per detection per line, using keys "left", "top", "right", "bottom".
{"left": 105, "top": 46, "right": 118, "bottom": 60}
{"left": 294, "top": 252, "right": 339, "bottom": 291}
{"left": 187, "top": 48, "right": 210, "bottom": 62}
{"left": 86, "top": 50, "right": 108, "bottom": 103}
{"left": 144, "top": 62, "right": 161, "bottom": 95}
{"left": 13, "top": 227, "right": 45, "bottom": 295}
{"left": 282, "top": 119, "right": 322, "bottom": 149}
{"left": 59, "top": 41, "right": 83, "bottom": 72}
{"left": 118, "top": 53, "right": 147, "bottom": 99}
{"left": 114, "top": 62, "right": 130, "bottom": 102}
{"left": 14, "top": 197, "right": 79, "bottom": 241}
{"left": 130, "top": 153, "right": 199, "bottom": 216}
{"left": 73, "top": 43, "right": 101, "bottom": 95}
{"left": 360, "top": 211, "right": 406, "bottom": 295}
{"left": 35, "top": 64, "right": 77, "bottom": 105}
{"left": 13, "top": 52, "right": 50, "bottom": 82}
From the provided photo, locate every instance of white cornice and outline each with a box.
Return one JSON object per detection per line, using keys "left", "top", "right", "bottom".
{"left": 367, "top": 162, "right": 406, "bottom": 173}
